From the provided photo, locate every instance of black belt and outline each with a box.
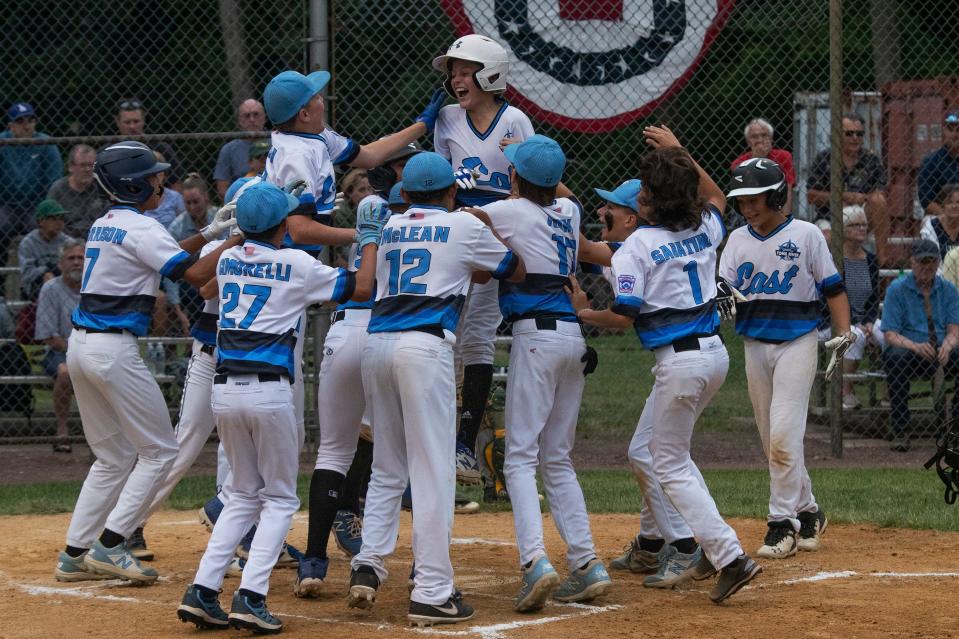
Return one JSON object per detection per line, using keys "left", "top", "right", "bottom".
{"left": 214, "top": 373, "right": 285, "bottom": 385}
{"left": 531, "top": 317, "right": 585, "bottom": 336}
{"left": 74, "top": 325, "right": 124, "bottom": 334}
{"left": 412, "top": 325, "right": 445, "bottom": 339}
{"left": 200, "top": 343, "right": 215, "bottom": 356}
{"left": 671, "top": 333, "right": 724, "bottom": 352}
{"left": 331, "top": 310, "right": 345, "bottom": 324}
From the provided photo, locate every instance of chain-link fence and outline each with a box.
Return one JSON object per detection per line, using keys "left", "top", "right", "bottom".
{"left": 1, "top": 0, "right": 958, "bottom": 455}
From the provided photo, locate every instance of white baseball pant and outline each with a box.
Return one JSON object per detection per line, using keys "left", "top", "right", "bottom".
{"left": 194, "top": 375, "right": 301, "bottom": 596}
{"left": 744, "top": 330, "right": 819, "bottom": 531}
{"left": 647, "top": 335, "right": 743, "bottom": 570}
{"left": 64, "top": 329, "right": 178, "bottom": 548}
{"left": 504, "top": 320, "right": 596, "bottom": 570}
{"left": 456, "top": 279, "right": 501, "bottom": 367}
{"left": 353, "top": 331, "right": 457, "bottom": 606}
{"left": 315, "top": 310, "right": 369, "bottom": 474}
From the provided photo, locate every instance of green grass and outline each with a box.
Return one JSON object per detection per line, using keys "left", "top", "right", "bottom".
{"left": 6, "top": 467, "right": 956, "bottom": 531}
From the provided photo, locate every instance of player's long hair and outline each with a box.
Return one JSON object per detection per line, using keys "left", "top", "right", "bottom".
{"left": 515, "top": 174, "right": 556, "bottom": 206}
{"left": 638, "top": 148, "right": 705, "bottom": 232}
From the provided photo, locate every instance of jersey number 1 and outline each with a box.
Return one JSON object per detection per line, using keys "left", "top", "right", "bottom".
{"left": 683, "top": 261, "right": 704, "bottom": 305}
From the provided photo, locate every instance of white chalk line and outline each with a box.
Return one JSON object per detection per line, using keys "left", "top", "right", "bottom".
{"left": 781, "top": 570, "right": 959, "bottom": 585}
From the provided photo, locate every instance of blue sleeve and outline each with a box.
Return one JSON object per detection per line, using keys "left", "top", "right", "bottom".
{"left": 945, "top": 281, "right": 959, "bottom": 326}
{"left": 611, "top": 295, "right": 644, "bottom": 319}
{"left": 45, "top": 144, "right": 63, "bottom": 189}
{"left": 159, "top": 250, "right": 195, "bottom": 280}
{"left": 491, "top": 251, "right": 519, "bottom": 280}
{"left": 333, "top": 139, "right": 360, "bottom": 166}
{"left": 881, "top": 284, "right": 905, "bottom": 335}
{"left": 213, "top": 142, "right": 234, "bottom": 182}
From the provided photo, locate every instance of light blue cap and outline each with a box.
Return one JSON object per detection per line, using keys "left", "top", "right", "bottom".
{"left": 224, "top": 176, "right": 256, "bottom": 204}
{"left": 263, "top": 70, "right": 331, "bottom": 124}
{"left": 388, "top": 182, "right": 406, "bottom": 206}
{"left": 503, "top": 134, "right": 566, "bottom": 187}
{"left": 594, "top": 179, "right": 643, "bottom": 212}
{"left": 401, "top": 152, "right": 455, "bottom": 192}
{"left": 235, "top": 182, "right": 299, "bottom": 234}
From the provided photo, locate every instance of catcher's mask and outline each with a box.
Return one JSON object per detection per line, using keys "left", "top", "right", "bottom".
{"left": 924, "top": 424, "right": 959, "bottom": 504}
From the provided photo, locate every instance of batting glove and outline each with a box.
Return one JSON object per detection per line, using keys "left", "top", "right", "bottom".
{"left": 415, "top": 88, "right": 447, "bottom": 133}
{"left": 824, "top": 331, "right": 857, "bottom": 381}
{"left": 581, "top": 346, "right": 599, "bottom": 376}
{"left": 357, "top": 201, "right": 391, "bottom": 248}
{"left": 454, "top": 167, "right": 481, "bottom": 191}
{"left": 202, "top": 202, "right": 237, "bottom": 240}
{"left": 283, "top": 178, "right": 308, "bottom": 199}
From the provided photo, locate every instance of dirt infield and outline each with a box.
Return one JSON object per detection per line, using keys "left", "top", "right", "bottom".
{"left": 1, "top": 510, "right": 957, "bottom": 639}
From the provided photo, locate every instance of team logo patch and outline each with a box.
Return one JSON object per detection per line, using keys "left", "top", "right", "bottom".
{"left": 775, "top": 240, "right": 801, "bottom": 261}
{"left": 441, "top": 0, "right": 735, "bottom": 132}
{"left": 617, "top": 274, "right": 636, "bottom": 293}
{"left": 244, "top": 245, "right": 256, "bottom": 255}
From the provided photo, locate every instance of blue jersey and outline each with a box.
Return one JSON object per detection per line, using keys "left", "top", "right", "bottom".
{"left": 368, "top": 205, "right": 517, "bottom": 334}
{"left": 72, "top": 206, "right": 193, "bottom": 336}
{"left": 216, "top": 240, "right": 353, "bottom": 381}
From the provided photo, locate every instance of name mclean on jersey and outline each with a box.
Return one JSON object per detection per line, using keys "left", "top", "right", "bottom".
{"left": 381, "top": 225, "right": 451, "bottom": 245}
{"left": 649, "top": 231, "right": 711, "bottom": 265}
{"left": 218, "top": 258, "right": 292, "bottom": 282}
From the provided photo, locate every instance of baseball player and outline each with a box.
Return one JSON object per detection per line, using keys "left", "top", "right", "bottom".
{"left": 431, "top": 35, "right": 535, "bottom": 478}
{"left": 480, "top": 135, "right": 612, "bottom": 612}
{"left": 719, "top": 157, "right": 852, "bottom": 559}
{"left": 177, "top": 181, "right": 386, "bottom": 633}
{"left": 348, "top": 152, "right": 525, "bottom": 627}
{"left": 573, "top": 127, "right": 761, "bottom": 603}
{"left": 53, "top": 141, "right": 237, "bottom": 584}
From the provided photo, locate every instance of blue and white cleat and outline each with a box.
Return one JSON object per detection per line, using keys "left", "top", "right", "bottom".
{"left": 514, "top": 555, "right": 561, "bottom": 613}
{"left": 177, "top": 584, "right": 229, "bottom": 630}
{"left": 229, "top": 590, "right": 282, "bottom": 634}
{"left": 293, "top": 556, "right": 329, "bottom": 598}
{"left": 554, "top": 558, "right": 612, "bottom": 603}
{"left": 643, "top": 545, "right": 702, "bottom": 589}
{"left": 54, "top": 550, "right": 111, "bottom": 582}
{"left": 455, "top": 440, "right": 481, "bottom": 485}
{"left": 84, "top": 540, "right": 158, "bottom": 584}
{"left": 332, "top": 510, "right": 363, "bottom": 557}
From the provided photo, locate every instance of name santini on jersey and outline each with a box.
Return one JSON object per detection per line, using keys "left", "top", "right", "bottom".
{"left": 650, "top": 231, "right": 712, "bottom": 265}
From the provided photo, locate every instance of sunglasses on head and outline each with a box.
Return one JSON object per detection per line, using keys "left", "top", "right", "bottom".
{"left": 843, "top": 130, "right": 865, "bottom": 138}
{"left": 118, "top": 99, "right": 144, "bottom": 111}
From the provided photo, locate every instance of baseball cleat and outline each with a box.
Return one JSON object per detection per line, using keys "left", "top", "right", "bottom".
{"left": 128, "top": 527, "right": 154, "bottom": 561}
{"left": 401, "top": 484, "right": 413, "bottom": 512}
{"left": 797, "top": 509, "right": 828, "bottom": 551}
{"left": 455, "top": 440, "right": 481, "bottom": 486}
{"left": 332, "top": 510, "right": 363, "bottom": 557}
{"left": 54, "top": 550, "right": 111, "bottom": 582}
{"left": 689, "top": 551, "right": 718, "bottom": 581}
{"left": 554, "top": 558, "right": 612, "bottom": 603}
{"left": 225, "top": 555, "right": 246, "bottom": 577}
{"left": 177, "top": 584, "right": 229, "bottom": 630}
{"left": 293, "top": 557, "right": 329, "bottom": 598}
{"left": 276, "top": 542, "right": 302, "bottom": 568}
{"left": 408, "top": 593, "right": 475, "bottom": 627}
{"left": 454, "top": 495, "right": 480, "bottom": 515}
{"left": 229, "top": 590, "right": 282, "bottom": 634}
{"left": 199, "top": 496, "right": 224, "bottom": 532}
{"left": 235, "top": 525, "right": 257, "bottom": 560}
{"left": 643, "top": 545, "right": 702, "bottom": 589}
{"left": 84, "top": 539, "right": 158, "bottom": 584}
{"left": 756, "top": 521, "right": 798, "bottom": 559}
{"left": 347, "top": 565, "right": 380, "bottom": 610}
{"left": 609, "top": 534, "right": 661, "bottom": 573}
{"left": 514, "top": 555, "right": 560, "bottom": 613}
{"left": 710, "top": 554, "right": 762, "bottom": 603}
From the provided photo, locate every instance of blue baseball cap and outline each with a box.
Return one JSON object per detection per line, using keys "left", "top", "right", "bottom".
{"left": 225, "top": 176, "right": 256, "bottom": 204}
{"left": 235, "top": 182, "right": 298, "bottom": 234}
{"left": 503, "top": 134, "right": 566, "bottom": 187}
{"left": 263, "top": 70, "right": 331, "bottom": 124}
{"left": 388, "top": 182, "right": 406, "bottom": 206}
{"left": 7, "top": 102, "right": 35, "bottom": 121}
{"left": 594, "top": 179, "right": 643, "bottom": 213}
{"left": 402, "top": 152, "right": 455, "bottom": 191}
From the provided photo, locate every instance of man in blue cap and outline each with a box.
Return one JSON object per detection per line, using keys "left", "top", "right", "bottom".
{"left": 347, "top": 152, "right": 525, "bottom": 627}
{"left": 0, "top": 102, "right": 63, "bottom": 267}
{"left": 178, "top": 181, "right": 387, "bottom": 633}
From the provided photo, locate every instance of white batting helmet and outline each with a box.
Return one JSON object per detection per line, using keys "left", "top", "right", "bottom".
{"left": 431, "top": 34, "right": 509, "bottom": 95}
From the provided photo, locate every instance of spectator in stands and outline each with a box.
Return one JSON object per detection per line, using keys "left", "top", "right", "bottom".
{"left": 35, "top": 239, "right": 83, "bottom": 453}
{"left": 919, "top": 184, "right": 959, "bottom": 260}
{"left": 116, "top": 98, "right": 183, "bottom": 187}
{"left": 0, "top": 102, "right": 63, "bottom": 264}
{"left": 213, "top": 99, "right": 267, "bottom": 199}
{"left": 731, "top": 118, "right": 796, "bottom": 215}
{"left": 18, "top": 199, "right": 71, "bottom": 300}
{"left": 882, "top": 239, "right": 959, "bottom": 452}
{"left": 142, "top": 150, "right": 185, "bottom": 228}
{"left": 245, "top": 138, "right": 270, "bottom": 178}
{"left": 918, "top": 111, "right": 959, "bottom": 217}
{"left": 330, "top": 168, "right": 372, "bottom": 265}
{"left": 169, "top": 174, "right": 218, "bottom": 241}
{"left": 839, "top": 205, "right": 883, "bottom": 409}
{"left": 46, "top": 144, "right": 109, "bottom": 237}
{"left": 806, "top": 113, "right": 887, "bottom": 223}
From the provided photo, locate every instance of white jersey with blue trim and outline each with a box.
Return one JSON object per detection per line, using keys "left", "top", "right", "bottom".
{"left": 337, "top": 193, "right": 385, "bottom": 312}
{"left": 216, "top": 240, "right": 354, "bottom": 381}
{"left": 610, "top": 207, "right": 726, "bottom": 350}
{"left": 264, "top": 128, "right": 359, "bottom": 252}
{"left": 72, "top": 205, "right": 193, "bottom": 336}
{"left": 434, "top": 101, "right": 534, "bottom": 206}
{"left": 719, "top": 216, "right": 844, "bottom": 343}
{"left": 484, "top": 197, "right": 581, "bottom": 322}
{"left": 190, "top": 239, "right": 224, "bottom": 346}
{"left": 368, "top": 205, "right": 517, "bottom": 334}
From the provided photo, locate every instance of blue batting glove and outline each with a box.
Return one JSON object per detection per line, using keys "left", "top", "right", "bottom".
{"left": 415, "top": 89, "right": 447, "bottom": 133}
{"left": 357, "top": 201, "right": 391, "bottom": 248}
